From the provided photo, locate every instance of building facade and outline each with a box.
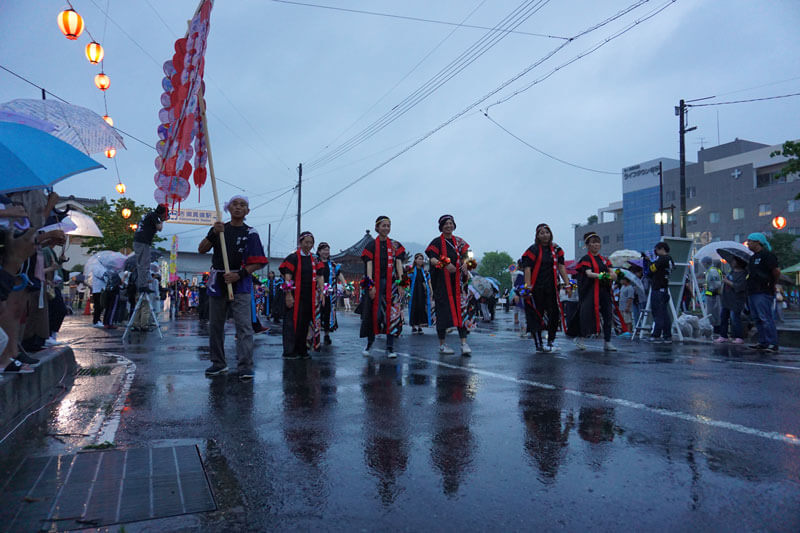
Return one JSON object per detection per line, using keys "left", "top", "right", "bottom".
{"left": 575, "top": 138, "right": 798, "bottom": 258}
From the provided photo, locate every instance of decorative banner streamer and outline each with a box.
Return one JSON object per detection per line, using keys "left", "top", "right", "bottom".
{"left": 154, "top": 0, "right": 214, "bottom": 209}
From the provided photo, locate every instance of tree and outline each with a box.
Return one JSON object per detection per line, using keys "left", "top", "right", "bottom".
{"left": 587, "top": 214, "right": 598, "bottom": 225}
{"left": 477, "top": 251, "right": 514, "bottom": 292}
{"left": 768, "top": 233, "right": 800, "bottom": 269}
{"left": 770, "top": 140, "right": 800, "bottom": 198}
{"left": 82, "top": 198, "right": 165, "bottom": 254}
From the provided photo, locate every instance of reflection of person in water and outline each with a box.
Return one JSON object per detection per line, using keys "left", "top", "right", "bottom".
{"left": 361, "top": 362, "right": 409, "bottom": 505}
{"left": 431, "top": 362, "right": 476, "bottom": 496}
{"left": 519, "top": 381, "right": 574, "bottom": 481}
{"left": 578, "top": 406, "right": 616, "bottom": 444}
{"left": 281, "top": 359, "right": 336, "bottom": 465}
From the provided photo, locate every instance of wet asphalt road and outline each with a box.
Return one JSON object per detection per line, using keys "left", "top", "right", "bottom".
{"left": 15, "top": 311, "right": 800, "bottom": 530}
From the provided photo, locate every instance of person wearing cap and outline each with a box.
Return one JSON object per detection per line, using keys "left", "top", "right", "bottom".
{"left": 648, "top": 241, "right": 674, "bottom": 343}
{"left": 407, "top": 253, "right": 432, "bottom": 334}
{"left": 198, "top": 195, "right": 269, "bottom": 380}
{"left": 315, "top": 241, "right": 346, "bottom": 346}
{"left": 566, "top": 232, "right": 617, "bottom": 351}
{"left": 746, "top": 232, "right": 780, "bottom": 352}
{"left": 519, "top": 223, "right": 570, "bottom": 353}
{"left": 426, "top": 214, "right": 472, "bottom": 355}
{"left": 280, "top": 231, "right": 324, "bottom": 358}
{"left": 360, "top": 216, "right": 407, "bottom": 357}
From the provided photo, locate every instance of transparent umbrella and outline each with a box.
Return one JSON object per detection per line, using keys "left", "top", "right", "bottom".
{"left": 0, "top": 99, "right": 125, "bottom": 155}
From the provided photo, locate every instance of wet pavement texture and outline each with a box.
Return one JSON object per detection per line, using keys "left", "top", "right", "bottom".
{"left": 4, "top": 311, "right": 800, "bottom": 531}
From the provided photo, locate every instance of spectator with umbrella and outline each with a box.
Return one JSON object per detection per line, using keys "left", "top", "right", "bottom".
{"left": 715, "top": 250, "right": 749, "bottom": 344}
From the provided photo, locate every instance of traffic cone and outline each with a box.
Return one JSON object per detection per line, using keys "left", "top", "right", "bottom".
{"left": 83, "top": 297, "right": 91, "bottom": 316}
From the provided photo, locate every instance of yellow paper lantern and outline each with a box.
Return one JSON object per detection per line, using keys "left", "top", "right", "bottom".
{"left": 115, "top": 182, "right": 126, "bottom": 195}
{"left": 94, "top": 72, "right": 110, "bottom": 91}
{"left": 57, "top": 9, "right": 84, "bottom": 40}
{"left": 85, "top": 41, "right": 104, "bottom": 64}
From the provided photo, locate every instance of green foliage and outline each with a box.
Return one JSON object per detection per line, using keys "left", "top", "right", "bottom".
{"left": 69, "top": 263, "right": 84, "bottom": 273}
{"left": 587, "top": 214, "right": 598, "bottom": 225}
{"left": 476, "top": 250, "right": 514, "bottom": 292}
{"left": 768, "top": 233, "right": 800, "bottom": 269}
{"left": 81, "top": 198, "right": 165, "bottom": 254}
{"left": 770, "top": 140, "right": 800, "bottom": 198}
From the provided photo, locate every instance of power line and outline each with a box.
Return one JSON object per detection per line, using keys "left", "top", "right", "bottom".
{"left": 302, "top": 0, "right": 672, "bottom": 215}
{"left": 307, "top": 0, "right": 489, "bottom": 163}
{"left": 305, "top": 0, "right": 552, "bottom": 173}
{"left": 482, "top": 112, "right": 618, "bottom": 174}
{"left": 686, "top": 92, "right": 800, "bottom": 108}
{"left": 268, "top": 0, "right": 569, "bottom": 40}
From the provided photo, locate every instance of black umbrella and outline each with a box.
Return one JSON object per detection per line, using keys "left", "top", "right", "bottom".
{"left": 717, "top": 247, "right": 752, "bottom": 266}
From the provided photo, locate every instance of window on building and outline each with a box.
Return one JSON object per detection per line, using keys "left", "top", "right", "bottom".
{"left": 788, "top": 200, "right": 800, "bottom": 212}
{"left": 602, "top": 236, "right": 609, "bottom": 244}
{"left": 617, "top": 234, "right": 624, "bottom": 242}
{"left": 758, "top": 203, "right": 772, "bottom": 216}
{"left": 687, "top": 186, "right": 697, "bottom": 198}
{"left": 732, "top": 207, "right": 745, "bottom": 220}
{"left": 687, "top": 214, "right": 697, "bottom": 224}
{"left": 709, "top": 212, "right": 719, "bottom": 223}
{"left": 665, "top": 191, "right": 676, "bottom": 202}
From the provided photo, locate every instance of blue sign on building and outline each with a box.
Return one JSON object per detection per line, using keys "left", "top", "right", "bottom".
{"left": 622, "top": 158, "right": 680, "bottom": 252}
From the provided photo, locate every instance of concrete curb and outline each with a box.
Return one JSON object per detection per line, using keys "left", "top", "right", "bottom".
{"left": 0, "top": 346, "right": 77, "bottom": 443}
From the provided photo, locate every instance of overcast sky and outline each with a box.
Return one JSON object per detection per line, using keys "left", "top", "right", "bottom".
{"left": 1, "top": 0, "right": 798, "bottom": 260}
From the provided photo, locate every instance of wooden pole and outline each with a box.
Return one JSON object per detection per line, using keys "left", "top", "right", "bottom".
{"left": 199, "top": 93, "right": 234, "bottom": 300}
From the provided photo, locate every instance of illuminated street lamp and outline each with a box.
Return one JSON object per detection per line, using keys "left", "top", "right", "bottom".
{"left": 687, "top": 205, "right": 702, "bottom": 215}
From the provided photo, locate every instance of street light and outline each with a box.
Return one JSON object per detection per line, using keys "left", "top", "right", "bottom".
{"left": 688, "top": 205, "right": 702, "bottom": 215}
{"left": 655, "top": 204, "right": 678, "bottom": 237}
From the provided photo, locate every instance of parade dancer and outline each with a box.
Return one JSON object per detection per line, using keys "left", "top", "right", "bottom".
{"left": 316, "top": 242, "right": 345, "bottom": 345}
{"left": 360, "top": 216, "right": 406, "bottom": 358}
{"left": 280, "top": 231, "right": 323, "bottom": 358}
{"left": 566, "top": 232, "right": 617, "bottom": 351}
{"left": 426, "top": 214, "right": 472, "bottom": 356}
{"left": 408, "top": 253, "right": 432, "bottom": 334}
{"left": 520, "top": 223, "right": 571, "bottom": 353}
{"left": 198, "top": 195, "right": 269, "bottom": 381}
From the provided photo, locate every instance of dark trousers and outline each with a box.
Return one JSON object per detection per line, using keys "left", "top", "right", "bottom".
{"left": 366, "top": 332, "right": 394, "bottom": 350}
{"left": 719, "top": 307, "right": 743, "bottom": 339}
{"left": 579, "top": 291, "right": 613, "bottom": 342}
{"left": 48, "top": 288, "right": 67, "bottom": 335}
{"left": 283, "top": 299, "right": 313, "bottom": 356}
{"left": 92, "top": 292, "right": 105, "bottom": 323}
{"left": 527, "top": 287, "right": 561, "bottom": 343}
{"left": 651, "top": 288, "right": 672, "bottom": 339}
{"left": 103, "top": 288, "right": 120, "bottom": 326}
{"left": 436, "top": 323, "right": 467, "bottom": 341}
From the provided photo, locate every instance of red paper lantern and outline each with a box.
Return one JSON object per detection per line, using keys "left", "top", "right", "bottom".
{"left": 57, "top": 9, "right": 84, "bottom": 40}
{"left": 115, "top": 182, "right": 126, "bottom": 195}
{"left": 85, "top": 41, "right": 104, "bottom": 64}
{"left": 105, "top": 147, "right": 116, "bottom": 158}
{"left": 94, "top": 72, "right": 110, "bottom": 91}
{"left": 772, "top": 216, "right": 787, "bottom": 230}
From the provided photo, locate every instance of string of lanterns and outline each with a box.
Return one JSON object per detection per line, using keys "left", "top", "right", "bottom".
{"left": 57, "top": 4, "right": 126, "bottom": 197}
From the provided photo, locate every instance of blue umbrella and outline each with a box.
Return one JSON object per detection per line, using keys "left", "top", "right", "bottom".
{"left": 0, "top": 122, "right": 103, "bottom": 194}
{"left": 485, "top": 277, "right": 501, "bottom": 291}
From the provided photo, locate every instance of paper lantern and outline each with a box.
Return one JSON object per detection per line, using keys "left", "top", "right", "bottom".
{"left": 102, "top": 115, "right": 113, "bottom": 126}
{"left": 772, "top": 216, "right": 787, "bottom": 230}
{"left": 85, "top": 41, "right": 104, "bottom": 64}
{"left": 105, "top": 147, "right": 116, "bottom": 158}
{"left": 94, "top": 72, "right": 110, "bottom": 91}
{"left": 57, "top": 9, "right": 84, "bottom": 40}
{"left": 129, "top": 223, "right": 138, "bottom": 231}
{"left": 121, "top": 207, "right": 132, "bottom": 219}
{"left": 115, "top": 182, "right": 126, "bottom": 195}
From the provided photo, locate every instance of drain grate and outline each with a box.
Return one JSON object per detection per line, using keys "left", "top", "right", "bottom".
{"left": 0, "top": 445, "right": 216, "bottom": 531}
{"left": 76, "top": 366, "right": 113, "bottom": 376}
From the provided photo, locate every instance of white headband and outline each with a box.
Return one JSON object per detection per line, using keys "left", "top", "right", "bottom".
{"left": 224, "top": 195, "right": 249, "bottom": 212}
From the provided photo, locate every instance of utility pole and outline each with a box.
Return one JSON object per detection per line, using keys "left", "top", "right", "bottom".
{"left": 676, "top": 99, "right": 696, "bottom": 238}
{"left": 658, "top": 161, "right": 664, "bottom": 237}
{"left": 267, "top": 223, "right": 271, "bottom": 272}
{"left": 296, "top": 163, "right": 302, "bottom": 240}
